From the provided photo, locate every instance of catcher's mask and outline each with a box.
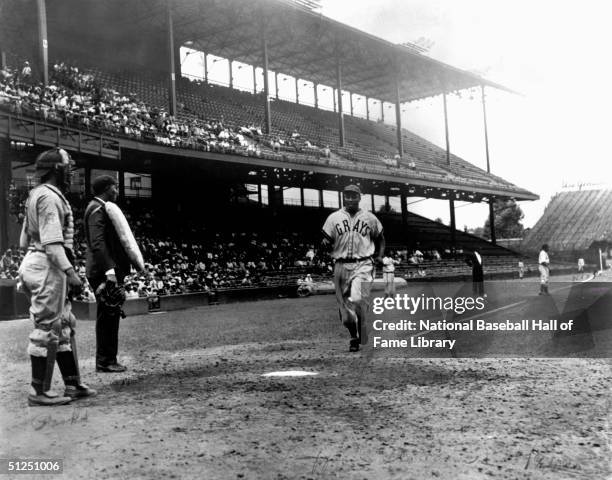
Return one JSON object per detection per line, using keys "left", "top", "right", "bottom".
{"left": 35, "top": 148, "right": 75, "bottom": 189}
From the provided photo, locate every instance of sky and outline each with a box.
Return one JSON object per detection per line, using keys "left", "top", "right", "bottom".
{"left": 183, "top": 0, "right": 612, "bottom": 231}
{"left": 320, "top": 0, "right": 612, "bottom": 229}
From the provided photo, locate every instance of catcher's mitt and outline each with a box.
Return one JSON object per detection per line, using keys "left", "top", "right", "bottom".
{"left": 97, "top": 281, "right": 127, "bottom": 317}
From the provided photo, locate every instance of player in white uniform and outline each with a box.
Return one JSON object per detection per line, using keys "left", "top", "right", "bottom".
{"left": 382, "top": 252, "right": 399, "bottom": 298}
{"left": 18, "top": 148, "right": 96, "bottom": 405}
{"left": 538, "top": 244, "right": 550, "bottom": 295}
{"left": 322, "top": 185, "right": 385, "bottom": 352}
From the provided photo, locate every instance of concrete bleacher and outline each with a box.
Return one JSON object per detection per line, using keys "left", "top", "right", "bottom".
{"left": 523, "top": 189, "right": 612, "bottom": 253}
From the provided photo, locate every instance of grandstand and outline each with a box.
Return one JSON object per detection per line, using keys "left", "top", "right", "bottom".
{"left": 522, "top": 188, "right": 612, "bottom": 259}
{"left": 0, "top": 0, "right": 544, "bottom": 301}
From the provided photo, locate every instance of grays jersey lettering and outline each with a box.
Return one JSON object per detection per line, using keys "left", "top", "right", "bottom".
{"left": 323, "top": 208, "right": 382, "bottom": 260}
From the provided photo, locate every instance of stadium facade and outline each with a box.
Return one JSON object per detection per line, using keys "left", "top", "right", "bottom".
{"left": 0, "top": 0, "right": 537, "bottom": 254}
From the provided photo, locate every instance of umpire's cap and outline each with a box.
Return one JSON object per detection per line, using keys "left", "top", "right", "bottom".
{"left": 35, "top": 148, "right": 74, "bottom": 171}
{"left": 92, "top": 175, "right": 117, "bottom": 195}
{"left": 343, "top": 184, "right": 362, "bottom": 195}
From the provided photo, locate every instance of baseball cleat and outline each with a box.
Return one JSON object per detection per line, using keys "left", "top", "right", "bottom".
{"left": 28, "top": 387, "right": 72, "bottom": 406}
{"left": 349, "top": 338, "right": 360, "bottom": 352}
{"left": 96, "top": 363, "right": 127, "bottom": 373}
{"left": 64, "top": 384, "right": 97, "bottom": 399}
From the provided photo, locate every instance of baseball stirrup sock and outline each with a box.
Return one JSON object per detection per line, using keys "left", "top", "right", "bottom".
{"left": 30, "top": 355, "right": 47, "bottom": 395}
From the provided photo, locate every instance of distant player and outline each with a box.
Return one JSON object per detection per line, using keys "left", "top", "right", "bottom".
{"left": 322, "top": 185, "right": 385, "bottom": 352}
{"left": 538, "top": 244, "right": 550, "bottom": 295}
{"left": 382, "top": 252, "right": 399, "bottom": 298}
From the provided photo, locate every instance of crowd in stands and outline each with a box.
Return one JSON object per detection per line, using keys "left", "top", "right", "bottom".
{"left": 0, "top": 61, "right": 264, "bottom": 155}
{"left": 0, "top": 192, "right": 333, "bottom": 298}
{"left": 0, "top": 60, "right": 326, "bottom": 160}
{"left": 0, "top": 58, "right": 427, "bottom": 175}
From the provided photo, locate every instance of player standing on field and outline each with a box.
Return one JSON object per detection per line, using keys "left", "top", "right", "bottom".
{"left": 382, "top": 251, "right": 399, "bottom": 298}
{"left": 538, "top": 244, "right": 550, "bottom": 295}
{"left": 18, "top": 148, "right": 96, "bottom": 406}
{"left": 322, "top": 185, "right": 385, "bottom": 352}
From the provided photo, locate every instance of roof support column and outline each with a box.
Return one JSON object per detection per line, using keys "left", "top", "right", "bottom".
{"left": 314, "top": 83, "right": 318, "bottom": 109}
{"left": 442, "top": 90, "right": 456, "bottom": 247}
{"left": 489, "top": 200, "right": 496, "bottom": 244}
{"left": 333, "top": 88, "right": 336, "bottom": 112}
{"left": 443, "top": 92, "right": 450, "bottom": 165}
{"left": 365, "top": 96, "right": 369, "bottom": 120}
{"left": 295, "top": 78, "right": 299, "bottom": 104}
{"left": 166, "top": 2, "right": 177, "bottom": 116}
{"left": 0, "top": 140, "right": 11, "bottom": 252}
{"left": 449, "top": 197, "right": 456, "bottom": 248}
{"left": 229, "top": 60, "right": 233, "bottom": 89}
{"left": 0, "top": 51, "right": 6, "bottom": 70}
{"left": 260, "top": 23, "right": 272, "bottom": 134}
{"left": 394, "top": 71, "right": 403, "bottom": 156}
{"left": 252, "top": 66, "right": 257, "bottom": 94}
{"left": 349, "top": 93, "right": 354, "bottom": 117}
{"left": 380, "top": 101, "right": 385, "bottom": 122}
{"left": 203, "top": 53, "right": 208, "bottom": 83}
{"left": 401, "top": 191, "right": 408, "bottom": 232}
{"left": 275, "top": 72, "right": 279, "bottom": 99}
{"left": 36, "top": 0, "right": 49, "bottom": 86}
{"left": 335, "top": 55, "right": 345, "bottom": 147}
{"left": 481, "top": 84, "right": 496, "bottom": 245}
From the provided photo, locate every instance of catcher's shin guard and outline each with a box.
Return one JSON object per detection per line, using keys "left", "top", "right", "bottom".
{"left": 57, "top": 341, "right": 80, "bottom": 386}
{"left": 42, "top": 338, "right": 59, "bottom": 393}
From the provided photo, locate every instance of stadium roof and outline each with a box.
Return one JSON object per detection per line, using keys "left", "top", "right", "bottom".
{"left": 2, "top": 0, "right": 513, "bottom": 104}
{"left": 172, "top": 0, "right": 512, "bottom": 103}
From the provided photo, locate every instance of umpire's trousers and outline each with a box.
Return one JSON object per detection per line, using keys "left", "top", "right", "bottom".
{"left": 89, "top": 277, "right": 123, "bottom": 367}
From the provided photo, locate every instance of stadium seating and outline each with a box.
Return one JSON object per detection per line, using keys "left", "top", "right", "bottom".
{"left": 523, "top": 189, "right": 612, "bottom": 253}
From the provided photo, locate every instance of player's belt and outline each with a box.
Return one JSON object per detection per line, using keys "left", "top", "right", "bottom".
{"left": 335, "top": 256, "right": 372, "bottom": 263}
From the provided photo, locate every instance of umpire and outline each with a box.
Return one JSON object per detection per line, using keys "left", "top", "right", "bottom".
{"left": 85, "top": 175, "right": 130, "bottom": 372}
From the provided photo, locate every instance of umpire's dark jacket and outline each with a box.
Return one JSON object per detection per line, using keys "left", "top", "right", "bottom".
{"left": 84, "top": 198, "right": 131, "bottom": 286}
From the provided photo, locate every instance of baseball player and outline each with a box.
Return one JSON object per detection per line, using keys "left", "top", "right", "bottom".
{"left": 382, "top": 252, "right": 399, "bottom": 298}
{"left": 538, "top": 244, "right": 550, "bottom": 295}
{"left": 322, "top": 185, "right": 385, "bottom": 352}
{"left": 18, "top": 148, "right": 96, "bottom": 406}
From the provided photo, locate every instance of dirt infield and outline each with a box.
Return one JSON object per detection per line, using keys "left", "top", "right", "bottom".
{"left": 0, "top": 279, "right": 610, "bottom": 479}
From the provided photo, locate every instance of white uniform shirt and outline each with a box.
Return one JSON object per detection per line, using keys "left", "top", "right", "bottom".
{"left": 538, "top": 250, "right": 550, "bottom": 265}
{"left": 23, "top": 184, "right": 74, "bottom": 252}
{"left": 322, "top": 208, "right": 383, "bottom": 260}
{"left": 382, "top": 256, "right": 396, "bottom": 273}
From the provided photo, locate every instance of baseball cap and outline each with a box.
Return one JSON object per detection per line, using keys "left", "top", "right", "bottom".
{"left": 343, "top": 184, "right": 361, "bottom": 195}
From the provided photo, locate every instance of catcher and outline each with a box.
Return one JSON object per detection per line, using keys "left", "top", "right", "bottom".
{"left": 18, "top": 148, "right": 96, "bottom": 405}
{"left": 85, "top": 175, "right": 143, "bottom": 373}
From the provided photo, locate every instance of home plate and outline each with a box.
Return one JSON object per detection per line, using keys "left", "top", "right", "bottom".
{"left": 261, "top": 370, "right": 319, "bottom": 378}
